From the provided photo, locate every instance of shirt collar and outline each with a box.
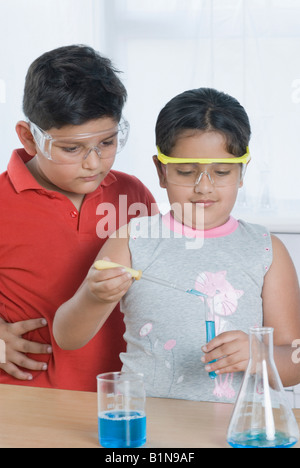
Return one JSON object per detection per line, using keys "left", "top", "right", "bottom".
{"left": 7, "top": 148, "right": 117, "bottom": 195}
{"left": 7, "top": 149, "right": 41, "bottom": 193}
{"left": 100, "top": 170, "right": 117, "bottom": 187}
{"left": 161, "top": 211, "right": 239, "bottom": 238}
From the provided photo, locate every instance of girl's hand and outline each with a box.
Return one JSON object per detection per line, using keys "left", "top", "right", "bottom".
{"left": 201, "top": 330, "right": 249, "bottom": 375}
{"left": 86, "top": 263, "right": 133, "bottom": 304}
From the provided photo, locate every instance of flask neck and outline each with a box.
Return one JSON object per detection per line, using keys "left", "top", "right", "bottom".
{"left": 249, "top": 327, "right": 283, "bottom": 392}
{"left": 249, "top": 327, "right": 274, "bottom": 363}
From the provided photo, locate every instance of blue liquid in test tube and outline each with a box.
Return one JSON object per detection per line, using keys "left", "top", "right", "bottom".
{"left": 205, "top": 296, "right": 217, "bottom": 380}
{"left": 205, "top": 320, "right": 217, "bottom": 380}
{"left": 185, "top": 288, "right": 218, "bottom": 379}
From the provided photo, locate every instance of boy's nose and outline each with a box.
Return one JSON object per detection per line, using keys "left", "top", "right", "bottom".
{"left": 84, "top": 146, "right": 102, "bottom": 159}
{"left": 82, "top": 147, "right": 102, "bottom": 168}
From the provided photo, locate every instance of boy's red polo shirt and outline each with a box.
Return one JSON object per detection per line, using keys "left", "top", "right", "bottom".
{"left": 0, "top": 149, "right": 157, "bottom": 391}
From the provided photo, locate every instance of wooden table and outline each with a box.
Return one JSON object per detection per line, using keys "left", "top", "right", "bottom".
{"left": 0, "top": 384, "right": 299, "bottom": 448}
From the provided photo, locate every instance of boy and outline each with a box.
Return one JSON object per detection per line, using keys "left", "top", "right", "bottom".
{"left": 0, "top": 45, "right": 157, "bottom": 391}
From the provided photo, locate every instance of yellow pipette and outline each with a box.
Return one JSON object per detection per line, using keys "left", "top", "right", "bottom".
{"left": 94, "top": 260, "right": 206, "bottom": 297}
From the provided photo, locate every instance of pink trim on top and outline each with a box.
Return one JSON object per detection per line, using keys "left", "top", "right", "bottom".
{"left": 161, "top": 212, "right": 239, "bottom": 238}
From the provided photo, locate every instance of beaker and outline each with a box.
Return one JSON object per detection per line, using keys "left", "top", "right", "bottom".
{"left": 97, "top": 371, "right": 147, "bottom": 448}
{"left": 227, "top": 327, "right": 299, "bottom": 448}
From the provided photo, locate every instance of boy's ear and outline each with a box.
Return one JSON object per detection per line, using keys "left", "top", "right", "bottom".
{"left": 15, "top": 121, "right": 37, "bottom": 156}
{"left": 153, "top": 155, "right": 167, "bottom": 188}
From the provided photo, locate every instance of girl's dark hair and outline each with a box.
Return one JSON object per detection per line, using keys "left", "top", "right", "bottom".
{"left": 155, "top": 88, "right": 251, "bottom": 157}
{"left": 23, "top": 45, "right": 127, "bottom": 129}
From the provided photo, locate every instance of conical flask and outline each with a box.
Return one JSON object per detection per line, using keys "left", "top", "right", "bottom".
{"left": 227, "top": 327, "right": 299, "bottom": 448}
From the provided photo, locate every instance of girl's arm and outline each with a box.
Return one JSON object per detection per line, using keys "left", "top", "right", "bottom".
{"left": 53, "top": 225, "right": 132, "bottom": 350}
{"left": 202, "top": 235, "right": 300, "bottom": 387}
{"left": 262, "top": 235, "right": 300, "bottom": 386}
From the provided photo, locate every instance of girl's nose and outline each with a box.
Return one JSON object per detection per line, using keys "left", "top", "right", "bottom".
{"left": 194, "top": 171, "right": 214, "bottom": 193}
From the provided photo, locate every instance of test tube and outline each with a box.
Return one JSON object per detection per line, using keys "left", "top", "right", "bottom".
{"left": 205, "top": 296, "right": 217, "bottom": 380}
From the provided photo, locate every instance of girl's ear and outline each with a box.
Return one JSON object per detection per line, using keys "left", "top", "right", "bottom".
{"left": 15, "top": 121, "right": 37, "bottom": 156}
{"left": 153, "top": 155, "right": 167, "bottom": 188}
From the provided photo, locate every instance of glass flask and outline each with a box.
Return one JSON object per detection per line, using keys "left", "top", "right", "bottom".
{"left": 227, "top": 327, "right": 299, "bottom": 448}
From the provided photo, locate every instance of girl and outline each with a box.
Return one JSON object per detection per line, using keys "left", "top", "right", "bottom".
{"left": 53, "top": 88, "right": 300, "bottom": 402}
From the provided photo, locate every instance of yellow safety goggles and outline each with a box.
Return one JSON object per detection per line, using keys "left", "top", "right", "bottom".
{"left": 157, "top": 146, "right": 251, "bottom": 165}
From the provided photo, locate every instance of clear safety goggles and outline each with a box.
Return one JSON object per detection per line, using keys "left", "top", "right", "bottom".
{"left": 157, "top": 146, "right": 251, "bottom": 188}
{"left": 29, "top": 117, "right": 130, "bottom": 165}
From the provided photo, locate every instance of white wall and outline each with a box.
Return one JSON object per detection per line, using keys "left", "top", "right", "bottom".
{"left": 0, "top": 0, "right": 105, "bottom": 173}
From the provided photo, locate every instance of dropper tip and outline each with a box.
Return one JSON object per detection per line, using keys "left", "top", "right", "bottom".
{"left": 186, "top": 289, "right": 207, "bottom": 298}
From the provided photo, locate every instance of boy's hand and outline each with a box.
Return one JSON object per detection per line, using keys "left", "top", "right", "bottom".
{"left": 87, "top": 264, "right": 133, "bottom": 304}
{"left": 0, "top": 317, "right": 52, "bottom": 381}
{"left": 201, "top": 330, "right": 249, "bottom": 375}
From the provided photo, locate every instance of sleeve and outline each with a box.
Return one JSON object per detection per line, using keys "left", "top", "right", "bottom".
{"left": 239, "top": 220, "right": 273, "bottom": 277}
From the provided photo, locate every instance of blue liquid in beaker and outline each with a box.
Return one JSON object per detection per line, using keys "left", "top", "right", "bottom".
{"left": 98, "top": 410, "right": 146, "bottom": 448}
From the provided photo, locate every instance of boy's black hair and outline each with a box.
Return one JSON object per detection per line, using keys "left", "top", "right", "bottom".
{"left": 155, "top": 88, "right": 251, "bottom": 157}
{"left": 23, "top": 45, "right": 127, "bottom": 130}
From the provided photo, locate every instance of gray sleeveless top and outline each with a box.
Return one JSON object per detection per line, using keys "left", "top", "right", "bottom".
{"left": 120, "top": 213, "right": 272, "bottom": 403}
